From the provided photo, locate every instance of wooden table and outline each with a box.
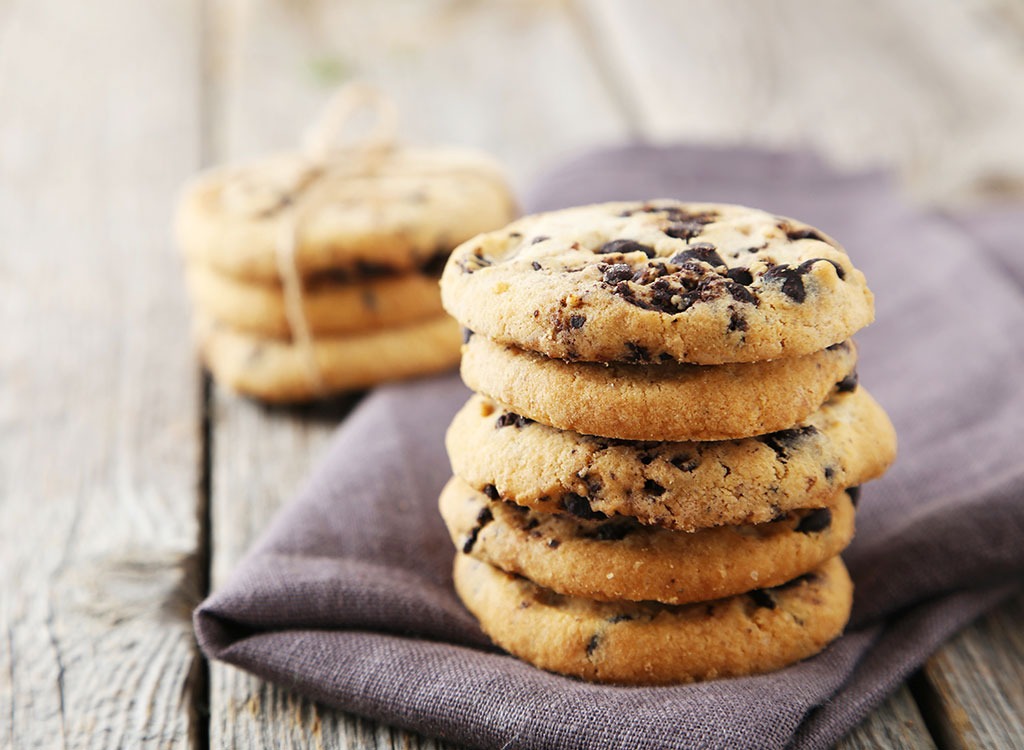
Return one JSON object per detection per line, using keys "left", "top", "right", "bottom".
{"left": 3, "top": 1, "right": 1023, "bottom": 748}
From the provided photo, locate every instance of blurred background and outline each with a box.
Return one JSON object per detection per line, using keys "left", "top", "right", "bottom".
{"left": 3, "top": 1, "right": 1023, "bottom": 748}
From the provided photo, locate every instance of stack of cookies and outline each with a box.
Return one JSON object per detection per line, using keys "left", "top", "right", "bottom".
{"left": 176, "top": 147, "right": 516, "bottom": 402}
{"left": 438, "top": 201, "right": 896, "bottom": 684}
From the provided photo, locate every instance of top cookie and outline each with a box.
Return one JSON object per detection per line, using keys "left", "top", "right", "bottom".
{"left": 178, "top": 147, "right": 517, "bottom": 283}
{"left": 441, "top": 201, "right": 873, "bottom": 364}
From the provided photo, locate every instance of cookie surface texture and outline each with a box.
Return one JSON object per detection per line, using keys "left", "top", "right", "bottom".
{"left": 453, "top": 554, "right": 853, "bottom": 684}
{"left": 446, "top": 387, "right": 893, "bottom": 530}
{"left": 178, "top": 147, "right": 517, "bottom": 282}
{"left": 198, "top": 314, "right": 461, "bottom": 402}
{"left": 460, "top": 335, "right": 858, "bottom": 441}
{"left": 441, "top": 201, "right": 873, "bottom": 364}
{"left": 441, "top": 477, "right": 855, "bottom": 604}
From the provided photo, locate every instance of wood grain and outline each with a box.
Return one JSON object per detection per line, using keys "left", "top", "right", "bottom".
{"left": 0, "top": 0, "right": 204, "bottom": 747}
{"left": 914, "top": 592, "right": 1024, "bottom": 749}
{"left": 576, "top": 0, "right": 1024, "bottom": 203}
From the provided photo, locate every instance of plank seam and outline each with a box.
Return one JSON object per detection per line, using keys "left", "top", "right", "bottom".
{"left": 909, "top": 669, "right": 957, "bottom": 750}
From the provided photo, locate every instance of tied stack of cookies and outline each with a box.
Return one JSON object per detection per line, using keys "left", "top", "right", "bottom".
{"left": 438, "top": 201, "right": 897, "bottom": 684}
{"left": 175, "top": 87, "right": 516, "bottom": 402}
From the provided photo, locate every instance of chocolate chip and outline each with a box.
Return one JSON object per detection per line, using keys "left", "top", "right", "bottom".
{"left": 726, "top": 267, "right": 754, "bottom": 285}
{"left": 749, "top": 589, "right": 776, "bottom": 609}
{"left": 547, "top": 538, "right": 561, "bottom": 549}
{"left": 796, "top": 507, "right": 832, "bottom": 533}
{"left": 583, "top": 474, "right": 603, "bottom": 497}
{"left": 569, "top": 314, "right": 586, "bottom": 329}
{"left": 531, "top": 261, "right": 542, "bottom": 271}
{"left": 562, "top": 493, "right": 606, "bottom": 520}
{"left": 598, "top": 239, "right": 656, "bottom": 257}
{"left": 607, "top": 614, "right": 634, "bottom": 623}
{"left": 762, "top": 264, "right": 807, "bottom": 303}
{"left": 723, "top": 280, "right": 758, "bottom": 305}
{"left": 670, "top": 455, "right": 699, "bottom": 472}
{"left": 665, "top": 221, "right": 706, "bottom": 240}
{"left": 625, "top": 342, "right": 651, "bottom": 363}
{"left": 483, "top": 484, "right": 500, "bottom": 500}
{"left": 824, "top": 466, "right": 835, "bottom": 481}
{"left": 847, "top": 486, "right": 861, "bottom": 507}
{"left": 461, "top": 327, "right": 474, "bottom": 344}
{"left": 760, "top": 425, "right": 819, "bottom": 461}
{"left": 644, "top": 479, "right": 666, "bottom": 496}
{"left": 495, "top": 412, "right": 532, "bottom": 429}
{"left": 669, "top": 242, "right": 725, "bottom": 268}
{"left": 530, "top": 235, "right": 549, "bottom": 245}
{"left": 461, "top": 506, "right": 494, "bottom": 553}
{"left": 586, "top": 634, "right": 600, "bottom": 656}
{"left": 729, "top": 310, "right": 747, "bottom": 332}
{"left": 420, "top": 250, "right": 450, "bottom": 277}
{"left": 785, "top": 227, "right": 828, "bottom": 242}
{"left": 836, "top": 370, "right": 859, "bottom": 393}
{"left": 524, "top": 518, "right": 540, "bottom": 532}
{"left": 602, "top": 263, "right": 634, "bottom": 284}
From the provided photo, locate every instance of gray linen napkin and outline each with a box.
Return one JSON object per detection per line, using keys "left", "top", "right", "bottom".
{"left": 195, "top": 145, "right": 1024, "bottom": 750}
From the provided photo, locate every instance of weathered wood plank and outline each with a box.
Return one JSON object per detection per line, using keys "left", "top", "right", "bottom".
{"left": 0, "top": 1, "right": 204, "bottom": 748}
{"left": 202, "top": 1, "right": 632, "bottom": 747}
{"left": 576, "top": 0, "right": 1024, "bottom": 202}
{"left": 838, "top": 685, "right": 937, "bottom": 750}
{"left": 914, "top": 592, "right": 1024, "bottom": 750}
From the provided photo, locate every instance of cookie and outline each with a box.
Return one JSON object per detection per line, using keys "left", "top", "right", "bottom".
{"left": 185, "top": 263, "right": 444, "bottom": 338}
{"left": 198, "top": 314, "right": 461, "bottom": 401}
{"left": 441, "top": 201, "right": 873, "bottom": 365}
{"left": 446, "top": 386, "right": 893, "bottom": 530}
{"left": 460, "top": 334, "right": 858, "bottom": 441}
{"left": 453, "top": 554, "right": 852, "bottom": 684}
{"left": 177, "top": 147, "right": 517, "bottom": 283}
{"left": 441, "top": 476, "right": 855, "bottom": 605}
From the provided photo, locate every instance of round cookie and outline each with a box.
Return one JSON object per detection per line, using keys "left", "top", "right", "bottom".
{"left": 441, "top": 201, "right": 873, "bottom": 365}
{"left": 185, "top": 263, "right": 444, "bottom": 338}
{"left": 178, "top": 147, "right": 517, "bottom": 283}
{"left": 441, "top": 476, "right": 855, "bottom": 604}
{"left": 453, "top": 554, "right": 852, "bottom": 684}
{"left": 461, "top": 334, "right": 858, "bottom": 441}
{"left": 446, "top": 386, "right": 893, "bottom": 531}
{"left": 198, "top": 314, "right": 461, "bottom": 402}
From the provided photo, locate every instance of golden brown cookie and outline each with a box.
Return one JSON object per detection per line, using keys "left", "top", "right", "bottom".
{"left": 178, "top": 147, "right": 516, "bottom": 283}
{"left": 460, "top": 334, "right": 858, "bottom": 441}
{"left": 453, "top": 554, "right": 852, "bottom": 684}
{"left": 185, "top": 263, "right": 444, "bottom": 338}
{"left": 446, "top": 386, "right": 893, "bottom": 530}
{"left": 441, "top": 477, "right": 855, "bottom": 604}
{"left": 441, "top": 201, "right": 873, "bottom": 364}
{"left": 198, "top": 314, "right": 461, "bottom": 402}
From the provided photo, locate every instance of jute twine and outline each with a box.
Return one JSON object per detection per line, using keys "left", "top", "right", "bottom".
{"left": 225, "top": 83, "right": 399, "bottom": 394}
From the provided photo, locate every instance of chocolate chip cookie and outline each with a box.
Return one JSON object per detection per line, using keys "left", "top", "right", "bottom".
{"left": 197, "top": 314, "right": 461, "bottom": 402}
{"left": 442, "top": 477, "right": 855, "bottom": 604}
{"left": 441, "top": 201, "right": 873, "bottom": 365}
{"left": 178, "top": 147, "right": 517, "bottom": 283}
{"left": 446, "top": 387, "right": 893, "bottom": 530}
{"left": 453, "top": 553, "right": 853, "bottom": 684}
{"left": 186, "top": 263, "right": 445, "bottom": 338}
{"left": 460, "top": 334, "right": 858, "bottom": 441}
